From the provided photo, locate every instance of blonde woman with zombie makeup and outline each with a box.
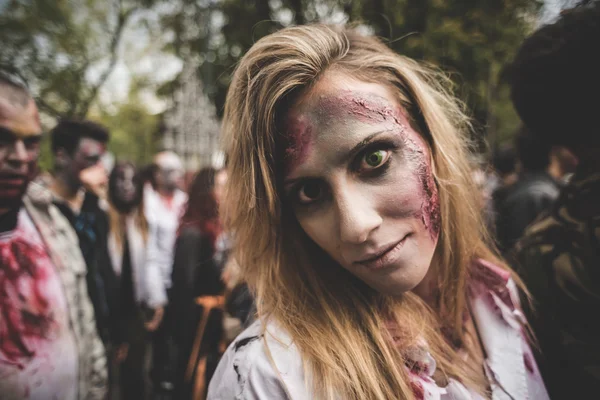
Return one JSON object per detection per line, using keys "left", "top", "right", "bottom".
{"left": 208, "top": 25, "right": 549, "bottom": 400}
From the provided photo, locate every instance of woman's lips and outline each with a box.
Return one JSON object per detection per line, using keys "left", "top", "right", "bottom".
{"left": 356, "top": 234, "right": 411, "bottom": 271}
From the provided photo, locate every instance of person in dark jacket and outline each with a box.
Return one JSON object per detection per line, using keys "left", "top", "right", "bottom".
{"left": 510, "top": 3, "right": 600, "bottom": 398}
{"left": 170, "top": 167, "right": 229, "bottom": 400}
{"left": 494, "top": 130, "right": 561, "bottom": 253}
{"left": 44, "top": 119, "right": 120, "bottom": 347}
{"left": 492, "top": 144, "right": 518, "bottom": 190}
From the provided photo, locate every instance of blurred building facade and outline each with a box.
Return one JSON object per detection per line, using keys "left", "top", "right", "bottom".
{"left": 161, "top": 58, "right": 223, "bottom": 171}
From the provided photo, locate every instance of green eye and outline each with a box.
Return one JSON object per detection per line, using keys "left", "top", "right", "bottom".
{"left": 364, "top": 150, "right": 387, "bottom": 168}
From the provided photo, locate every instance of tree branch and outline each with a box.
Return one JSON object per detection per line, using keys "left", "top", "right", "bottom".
{"left": 35, "top": 97, "right": 63, "bottom": 119}
{"left": 255, "top": 0, "right": 272, "bottom": 27}
{"left": 76, "top": 3, "right": 139, "bottom": 117}
{"left": 290, "top": 0, "right": 305, "bottom": 25}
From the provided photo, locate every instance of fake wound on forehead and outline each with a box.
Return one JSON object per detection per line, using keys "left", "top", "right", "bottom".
{"left": 281, "top": 91, "right": 414, "bottom": 172}
{"left": 281, "top": 113, "right": 313, "bottom": 175}
{"left": 315, "top": 90, "right": 412, "bottom": 128}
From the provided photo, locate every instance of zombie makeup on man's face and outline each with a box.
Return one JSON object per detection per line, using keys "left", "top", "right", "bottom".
{"left": 154, "top": 168, "right": 182, "bottom": 193}
{"left": 58, "top": 137, "right": 107, "bottom": 189}
{"left": 281, "top": 72, "right": 439, "bottom": 296}
{"left": 0, "top": 96, "right": 41, "bottom": 138}
{"left": 73, "top": 137, "right": 106, "bottom": 172}
{"left": 153, "top": 152, "right": 184, "bottom": 193}
{"left": 0, "top": 98, "right": 42, "bottom": 211}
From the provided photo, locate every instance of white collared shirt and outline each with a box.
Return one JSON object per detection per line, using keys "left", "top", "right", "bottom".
{"left": 208, "top": 260, "right": 549, "bottom": 400}
{"left": 143, "top": 184, "right": 188, "bottom": 307}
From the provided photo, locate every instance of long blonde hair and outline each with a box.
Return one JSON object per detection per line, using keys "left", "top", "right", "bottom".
{"left": 108, "top": 205, "right": 148, "bottom": 252}
{"left": 222, "top": 24, "right": 517, "bottom": 399}
{"left": 108, "top": 161, "right": 149, "bottom": 252}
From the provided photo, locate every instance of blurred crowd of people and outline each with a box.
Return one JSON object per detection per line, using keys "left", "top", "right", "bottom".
{"left": 0, "top": 86, "right": 253, "bottom": 399}
{"left": 0, "top": 2, "right": 599, "bottom": 400}
{"left": 472, "top": 4, "right": 600, "bottom": 398}
{"left": 476, "top": 127, "right": 578, "bottom": 255}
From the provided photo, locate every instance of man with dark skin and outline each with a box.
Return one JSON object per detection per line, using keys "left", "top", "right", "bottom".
{"left": 0, "top": 72, "right": 107, "bottom": 398}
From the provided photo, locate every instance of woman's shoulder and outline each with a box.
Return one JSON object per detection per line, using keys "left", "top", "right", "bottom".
{"left": 470, "top": 258, "right": 520, "bottom": 309}
{"left": 469, "top": 259, "right": 550, "bottom": 399}
{"left": 469, "top": 258, "right": 527, "bottom": 330}
{"left": 208, "top": 319, "right": 309, "bottom": 399}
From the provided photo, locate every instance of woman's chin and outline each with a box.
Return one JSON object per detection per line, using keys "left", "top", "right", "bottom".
{"left": 362, "top": 264, "right": 431, "bottom": 297}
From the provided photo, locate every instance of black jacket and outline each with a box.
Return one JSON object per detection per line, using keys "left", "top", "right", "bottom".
{"left": 169, "top": 226, "right": 226, "bottom": 346}
{"left": 54, "top": 192, "right": 121, "bottom": 344}
{"left": 494, "top": 172, "right": 561, "bottom": 253}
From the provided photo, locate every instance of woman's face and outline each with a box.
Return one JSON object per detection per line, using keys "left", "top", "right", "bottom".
{"left": 281, "top": 72, "right": 440, "bottom": 296}
{"left": 113, "top": 164, "right": 138, "bottom": 206}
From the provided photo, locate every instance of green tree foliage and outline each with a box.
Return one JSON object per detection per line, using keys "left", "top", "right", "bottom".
{"left": 2, "top": 0, "right": 159, "bottom": 171}
{"left": 152, "top": 0, "right": 282, "bottom": 117}
{"left": 92, "top": 82, "right": 160, "bottom": 166}
{"left": 37, "top": 133, "right": 53, "bottom": 172}
{"left": 351, "top": 0, "right": 542, "bottom": 146}
{"left": 0, "top": 0, "right": 152, "bottom": 118}
{"left": 35, "top": 80, "right": 160, "bottom": 171}
{"left": 155, "top": 0, "right": 542, "bottom": 150}
{"left": 2, "top": 0, "right": 544, "bottom": 156}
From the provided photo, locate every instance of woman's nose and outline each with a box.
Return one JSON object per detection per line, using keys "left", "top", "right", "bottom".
{"left": 335, "top": 188, "right": 382, "bottom": 245}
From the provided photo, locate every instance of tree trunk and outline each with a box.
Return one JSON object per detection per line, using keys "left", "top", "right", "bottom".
{"left": 77, "top": 5, "right": 138, "bottom": 117}
{"left": 402, "top": 0, "right": 429, "bottom": 58}
{"left": 255, "top": 0, "right": 271, "bottom": 24}
{"left": 290, "top": 0, "right": 305, "bottom": 25}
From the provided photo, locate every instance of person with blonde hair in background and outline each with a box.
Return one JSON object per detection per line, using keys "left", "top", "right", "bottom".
{"left": 208, "top": 25, "right": 549, "bottom": 400}
{"left": 107, "top": 161, "right": 164, "bottom": 399}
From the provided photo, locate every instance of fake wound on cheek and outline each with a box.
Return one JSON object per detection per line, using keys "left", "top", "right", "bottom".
{"left": 416, "top": 157, "right": 441, "bottom": 240}
{"left": 318, "top": 91, "right": 441, "bottom": 239}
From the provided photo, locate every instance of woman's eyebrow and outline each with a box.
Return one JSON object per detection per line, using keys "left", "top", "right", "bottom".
{"left": 343, "top": 130, "right": 387, "bottom": 164}
{"left": 283, "top": 130, "right": 390, "bottom": 187}
{"left": 283, "top": 175, "right": 303, "bottom": 188}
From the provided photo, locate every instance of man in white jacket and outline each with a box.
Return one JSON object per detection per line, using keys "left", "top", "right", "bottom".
{"left": 143, "top": 151, "right": 187, "bottom": 393}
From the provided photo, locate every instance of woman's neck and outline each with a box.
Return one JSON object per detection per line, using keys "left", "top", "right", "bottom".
{"left": 412, "top": 260, "right": 439, "bottom": 308}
